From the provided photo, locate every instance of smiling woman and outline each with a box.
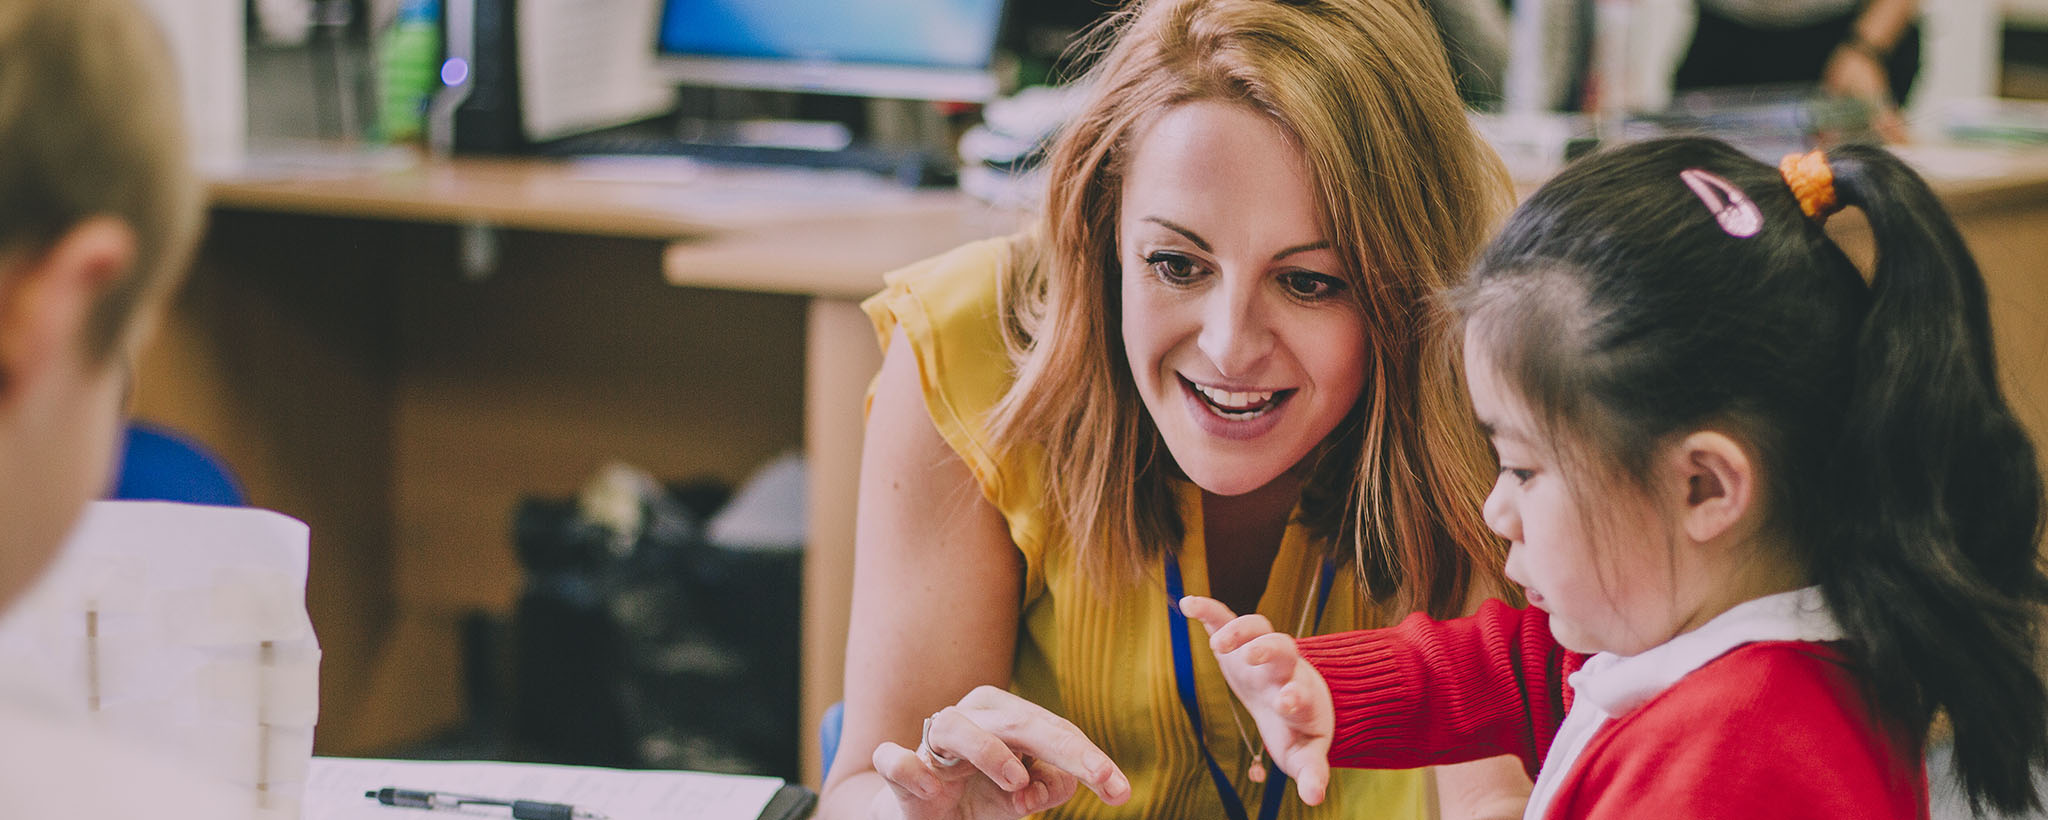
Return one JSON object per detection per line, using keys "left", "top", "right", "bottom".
{"left": 819, "top": 1, "right": 1525, "bottom": 819}
{"left": 1117, "top": 101, "right": 1367, "bottom": 504}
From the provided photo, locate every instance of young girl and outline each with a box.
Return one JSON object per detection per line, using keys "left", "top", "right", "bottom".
{"left": 1183, "top": 136, "right": 2048, "bottom": 818}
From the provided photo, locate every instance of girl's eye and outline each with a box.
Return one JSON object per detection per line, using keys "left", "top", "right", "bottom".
{"left": 1146, "top": 252, "right": 1203, "bottom": 285}
{"left": 1280, "top": 271, "right": 1346, "bottom": 301}
{"left": 1501, "top": 467, "right": 1535, "bottom": 485}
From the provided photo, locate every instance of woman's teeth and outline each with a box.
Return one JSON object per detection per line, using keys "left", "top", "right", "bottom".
{"left": 1193, "top": 383, "right": 1277, "bottom": 417}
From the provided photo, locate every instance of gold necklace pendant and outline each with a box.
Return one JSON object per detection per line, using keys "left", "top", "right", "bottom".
{"left": 1225, "top": 687, "right": 1266, "bottom": 785}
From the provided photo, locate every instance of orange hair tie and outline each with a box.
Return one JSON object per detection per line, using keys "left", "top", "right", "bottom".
{"left": 1779, "top": 149, "right": 1840, "bottom": 223}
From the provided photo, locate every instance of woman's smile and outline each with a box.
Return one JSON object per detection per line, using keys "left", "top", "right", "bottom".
{"left": 1178, "top": 375, "right": 1296, "bottom": 439}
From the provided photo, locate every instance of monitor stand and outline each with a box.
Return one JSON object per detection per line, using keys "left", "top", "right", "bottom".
{"left": 673, "top": 118, "right": 857, "bottom": 152}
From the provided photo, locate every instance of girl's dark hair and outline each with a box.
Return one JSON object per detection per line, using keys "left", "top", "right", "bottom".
{"left": 1453, "top": 136, "right": 2047, "bottom": 813}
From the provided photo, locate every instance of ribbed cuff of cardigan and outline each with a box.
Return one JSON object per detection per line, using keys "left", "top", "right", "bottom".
{"left": 1298, "top": 624, "right": 1438, "bottom": 770}
{"left": 1296, "top": 601, "right": 1571, "bottom": 778}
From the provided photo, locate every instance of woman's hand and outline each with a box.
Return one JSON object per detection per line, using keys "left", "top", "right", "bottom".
{"left": 1179, "top": 595, "right": 1335, "bottom": 805}
{"left": 870, "top": 686, "right": 1131, "bottom": 820}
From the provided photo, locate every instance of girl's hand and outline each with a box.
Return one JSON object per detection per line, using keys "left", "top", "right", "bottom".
{"left": 1179, "top": 595, "right": 1336, "bottom": 805}
{"left": 870, "top": 685, "right": 1132, "bottom": 820}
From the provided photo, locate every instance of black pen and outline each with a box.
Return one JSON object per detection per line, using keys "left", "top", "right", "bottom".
{"left": 366, "top": 786, "right": 610, "bottom": 820}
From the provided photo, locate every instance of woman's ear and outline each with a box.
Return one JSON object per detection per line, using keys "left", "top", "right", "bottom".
{"left": 1668, "top": 430, "right": 1755, "bottom": 545}
{"left": 0, "top": 218, "right": 135, "bottom": 405}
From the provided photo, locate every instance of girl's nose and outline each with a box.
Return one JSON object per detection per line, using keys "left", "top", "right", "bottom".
{"left": 1195, "top": 281, "right": 1274, "bottom": 378}
{"left": 1482, "top": 473, "right": 1519, "bottom": 542}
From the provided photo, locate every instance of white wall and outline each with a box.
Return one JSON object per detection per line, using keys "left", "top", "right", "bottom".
{"left": 1915, "top": 0, "right": 2001, "bottom": 108}
{"left": 135, "top": 0, "right": 247, "bottom": 175}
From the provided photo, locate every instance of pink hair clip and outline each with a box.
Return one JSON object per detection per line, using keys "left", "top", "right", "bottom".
{"left": 1679, "top": 168, "right": 1763, "bottom": 238}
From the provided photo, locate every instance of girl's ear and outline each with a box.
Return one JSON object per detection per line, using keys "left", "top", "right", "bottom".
{"left": 1669, "top": 431, "right": 1755, "bottom": 545}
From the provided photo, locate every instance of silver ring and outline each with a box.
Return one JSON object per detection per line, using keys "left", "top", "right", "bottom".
{"left": 919, "top": 714, "right": 964, "bottom": 768}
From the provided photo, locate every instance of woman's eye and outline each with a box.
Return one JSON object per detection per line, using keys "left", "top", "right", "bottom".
{"left": 1500, "top": 467, "right": 1535, "bottom": 484}
{"left": 1146, "top": 253, "right": 1203, "bottom": 285}
{"left": 1280, "top": 271, "right": 1345, "bottom": 300}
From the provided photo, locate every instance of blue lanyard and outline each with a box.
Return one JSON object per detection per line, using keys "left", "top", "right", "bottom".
{"left": 1164, "top": 550, "right": 1338, "bottom": 820}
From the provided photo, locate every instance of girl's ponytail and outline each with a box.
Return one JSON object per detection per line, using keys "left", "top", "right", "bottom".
{"left": 1820, "top": 143, "right": 2048, "bottom": 814}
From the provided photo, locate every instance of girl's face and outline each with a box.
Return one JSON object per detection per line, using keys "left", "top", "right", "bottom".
{"left": 1465, "top": 327, "right": 1685, "bottom": 657}
{"left": 1118, "top": 101, "right": 1366, "bottom": 498}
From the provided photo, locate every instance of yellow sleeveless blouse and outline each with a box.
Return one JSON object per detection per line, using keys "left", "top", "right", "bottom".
{"left": 862, "top": 237, "right": 1428, "bottom": 820}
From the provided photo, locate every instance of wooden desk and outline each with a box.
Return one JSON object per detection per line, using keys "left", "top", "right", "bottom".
{"left": 135, "top": 151, "right": 1020, "bottom": 783}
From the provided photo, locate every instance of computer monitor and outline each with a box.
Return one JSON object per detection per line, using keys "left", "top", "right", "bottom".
{"left": 653, "top": 0, "right": 1011, "bottom": 103}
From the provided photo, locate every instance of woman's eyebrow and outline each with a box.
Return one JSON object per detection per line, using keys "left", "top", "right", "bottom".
{"left": 1271, "top": 239, "right": 1331, "bottom": 261}
{"left": 1142, "top": 216, "right": 1330, "bottom": 261}
{"left": 1142, "top": 216, "right": 1210, "bottom": 252}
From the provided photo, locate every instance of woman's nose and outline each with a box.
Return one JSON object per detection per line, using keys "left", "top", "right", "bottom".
{"left": 1195, "top": 281, "right": 1274, "bottom": 378}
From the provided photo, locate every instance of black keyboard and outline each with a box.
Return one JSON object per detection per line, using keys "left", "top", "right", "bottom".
{"left": 537, "top": 133, "right": 952, "bottom": 187}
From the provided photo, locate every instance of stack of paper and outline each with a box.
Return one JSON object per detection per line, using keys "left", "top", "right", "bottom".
{"left": 0, "top": 501, "right": 321, "bottom": 819}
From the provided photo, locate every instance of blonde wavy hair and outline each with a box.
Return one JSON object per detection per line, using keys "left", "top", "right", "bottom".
{"left": 984, "top": 0, "right": 1512, "bottom": 618}
{"left": 0, "top": 0, "right": 203, "bottom": 362}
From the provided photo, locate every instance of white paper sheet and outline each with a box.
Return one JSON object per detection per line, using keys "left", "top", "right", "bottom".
{"left": 304, "top": 757, "right": 787, "bottom": 820}
{"left": 517, "top": 0, "right": 673, "bottom": 141}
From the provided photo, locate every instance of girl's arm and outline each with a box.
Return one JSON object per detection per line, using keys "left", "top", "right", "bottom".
{"left": 817, "top": 328, "right": 1129, "bottom": 820}
{"left": 1299, "top": 599, "right": 1577, "bottom": 777}
{"left": 1431, "top": 578, "right": 1537, "bottom": 820}
{"left": 1186, "top": 595, "right": 1580, "bottom": 804}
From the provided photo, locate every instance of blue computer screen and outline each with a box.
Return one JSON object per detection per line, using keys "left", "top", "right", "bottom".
{"left": 658, "top": 0, "right": 1007, "bottom": 69}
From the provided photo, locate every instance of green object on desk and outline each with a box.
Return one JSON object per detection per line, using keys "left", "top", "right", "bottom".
{"left": 377, "top": 0, "right": 441, "bottom": 142}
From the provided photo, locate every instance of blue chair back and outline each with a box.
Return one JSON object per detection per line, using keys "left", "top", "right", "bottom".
{"left": 111, "top": 423, "right": 245, "bottom": 506}
{"left": 820, "top": 700, "right": 845, "bottom": 781}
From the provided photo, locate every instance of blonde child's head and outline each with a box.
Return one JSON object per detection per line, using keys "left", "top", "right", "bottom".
{"left": 0, "top": 0, "right": 203, "bottom": 605}
{"left": 1, "top": 0, "right": 202, "bottom": 361}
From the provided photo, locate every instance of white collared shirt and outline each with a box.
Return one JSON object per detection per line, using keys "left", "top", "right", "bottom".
{"left": 1521, "top": 587, "right": 1844, "bottom": 820}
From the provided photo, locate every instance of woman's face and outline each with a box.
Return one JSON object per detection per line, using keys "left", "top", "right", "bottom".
{"left": 1118, "top": 100, "right": 1366, "bottom": 497}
